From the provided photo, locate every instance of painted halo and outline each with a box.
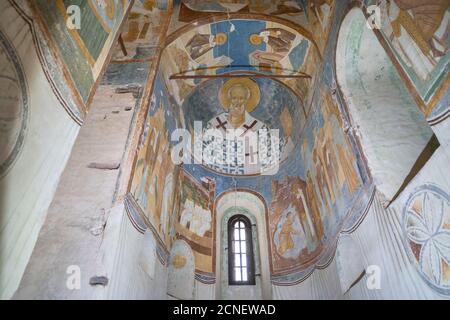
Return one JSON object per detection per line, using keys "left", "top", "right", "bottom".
{"left": 218, "top": 78, "right": 261, "bottom": 113}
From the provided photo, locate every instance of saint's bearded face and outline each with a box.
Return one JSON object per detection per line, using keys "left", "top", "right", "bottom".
{"left": 228, "top": 86, "right": 249, "bottom": 119}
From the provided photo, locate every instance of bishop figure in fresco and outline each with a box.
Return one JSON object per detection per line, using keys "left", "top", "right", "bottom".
{"left": 201, "top": 78, "right": 283, "bottom": 175}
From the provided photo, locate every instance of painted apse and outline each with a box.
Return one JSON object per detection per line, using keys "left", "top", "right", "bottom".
{"left": 126, "top": 0, "right": 376, "bottom": 288}
{"left": 0, "top": 0, "right": 443, "bottom": 300}
{"left": 125, "top": 0, "right": 450, "bottom": 297}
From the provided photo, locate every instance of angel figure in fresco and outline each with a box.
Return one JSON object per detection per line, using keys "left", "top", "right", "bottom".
{"left": 252, "top": 27, "right": 297, "bottom": 73}
{"left": 271, "top": 0, "right": 306, "bottom": 15}
{"left": 310, "top": 0, "right": 334, "bottom": 28}
{"left": 320, "top": 88, "right": 361, "bottom": 195}
{"left": 249, "top": 27, "right": 310, "bottom": 76}
{"left": 278, "top": 212, "right": 299, "bottom": 256}
{"left": 380, "top": 0, "right": 450, "bottom": 80}
{"left": 259, "top": 28, "right": 297, "bottom": 54}
{"left": 275, "top": 207, "right": 306, "bottom": 258}
{"left": 312, "top": 147, "right": 333, "bottom": 210}
{"left": 185, "top": 32, "right": 227, "bottom": 60}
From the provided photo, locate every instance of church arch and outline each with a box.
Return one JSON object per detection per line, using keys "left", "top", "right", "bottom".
{"left": 335, "top": 6, "right": 436, "bottom": 203}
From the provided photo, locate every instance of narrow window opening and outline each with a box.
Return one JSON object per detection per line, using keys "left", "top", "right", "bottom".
{"left": 228, "top": 215, "right": 255, "bottom": 285}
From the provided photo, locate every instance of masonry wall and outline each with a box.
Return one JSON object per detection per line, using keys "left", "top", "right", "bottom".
{"left": 0, "top": 1, "right": 81, "bottom": 299}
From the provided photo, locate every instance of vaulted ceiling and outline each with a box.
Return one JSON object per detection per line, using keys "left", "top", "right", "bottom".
{"left": 149, "top": 0, "right": 336, "bottom": 176}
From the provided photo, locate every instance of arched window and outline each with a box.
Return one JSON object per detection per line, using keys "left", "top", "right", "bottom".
{"left": 228, "top": 215, "right": 255, "bottom": 285}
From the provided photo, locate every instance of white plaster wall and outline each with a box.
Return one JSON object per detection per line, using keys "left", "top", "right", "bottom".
{"left": 345, "top": 146, "right": 450, "bottom": 300}
{"left": 100, "top": 204, "right": 168, "bottom": 300}
{"left": 336, "top": 8, "right": 434, "bottom": 201}
{"left": 195, "top": 281, "right": 215, "bottom": 300}
{"left": 272, "top": 259, "right": 342, "bottom": 300}
{"left": 0, "top": 3, "right": 79, "bottom": 299}
{"left": 432, "top": 120, "right": 450, "bottom": 160}
{"left": 344, "top": 192, "right": 445, "bottom": 299}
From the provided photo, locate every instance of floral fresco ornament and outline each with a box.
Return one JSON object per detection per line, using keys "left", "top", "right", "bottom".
{"left": 403, "top": 184, "right": 450, "bottom": 295}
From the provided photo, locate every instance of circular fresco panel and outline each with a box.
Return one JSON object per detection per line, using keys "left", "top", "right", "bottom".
{"left": 0, "top": 30, "right": 28, "bottom": 176}
{"left": 403, "top": 184, "right": 450, "bottom": 295}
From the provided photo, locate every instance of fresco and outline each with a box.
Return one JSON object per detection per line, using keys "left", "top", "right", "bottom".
{"left": 173, "top": 170, "right": 215, "bottom": 275}
{"left": 403, "top": 184, "right": 450, "bottom": 295}
{"left": 182, "top": 76, "right": 304, "bottom": 176}
{"left": 179, "top": 80, "right": 367, "bottom": 277}
{"left": 267, "top": 84, "right": 364, "bottom": 275}
{"left": 170, "top": 0, "right": 336, "bottom": 53}
{"left": 131, "top": 72, "right": 181, "bottom": 245}
{"left": 32, "top": 0, "right": 131, "bottom": 103}
{"left": 366, "top": 0, "right": 450, "bottom": 106}
{"left": 127, "top": 0, "right": 371, "bottom": 282}
{"left": 167, "top": 239, "right": 195, "bottom": 299}
{"left": 270, "top": 176, "right": 322, "bottom": 272}
{"left": 0, "top": 29, "right": 28, "bottom": 177}
{"left": 112, "top": 0, "right": 171, "bottom": 61}
{"left": 162, "top": 19, "right": 317, "bottom": 104}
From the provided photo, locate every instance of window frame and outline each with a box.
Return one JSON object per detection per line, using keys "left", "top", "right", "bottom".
{"left": 227, "top": 214, "right": 256, "bottom": 286}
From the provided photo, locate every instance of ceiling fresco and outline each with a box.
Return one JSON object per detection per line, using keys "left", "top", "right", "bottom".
{"left": 160, "top": 19, "right": 319, "bottom": 105}
{"left": 128, "top": 0, "right": 374, "bottom": 284}
{"left": 169, "top": 0, "right": 336, "bottom": 52}
{"left": 364, "top": 0, "right": 450, "bottom": 114}
{"left": 112, "top": 0, "right": 171, "bottom": 61}
{"left": 32, "top": 0, "right": 131, "bottom": 103}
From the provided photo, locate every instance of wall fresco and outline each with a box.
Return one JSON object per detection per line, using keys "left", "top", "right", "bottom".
{"left": 112, "top": 0, "right": 171, "bottom": 61}
{"left": 173, "top": 170, "right": 215, "bottom": 275}
{"left": 161, "top": 19, "right": 317, "bottom": 105}
{"left": 403, "top": 184, "right": 450, "bottom": 295}
{"left": 32, "top": 0, "right": 131, "bottom": 103}
{"left": 170, "top": 0, "right": 336, "bottom": 54}
{"left": 130, "top": 72, "right": 181, "bottom": 245}
{"left": 366, "top": 0, "right": 450, "bottom": 108}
